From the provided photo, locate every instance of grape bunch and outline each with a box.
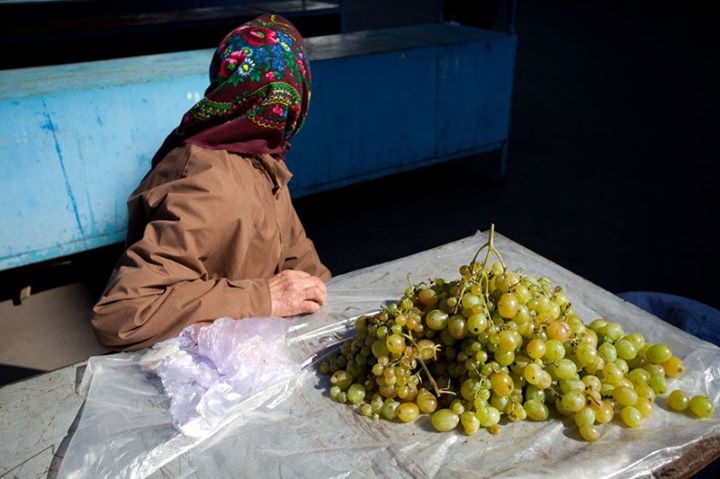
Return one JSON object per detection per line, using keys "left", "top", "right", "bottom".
{"left": 320, "top": 226, "right": 714, "bottom": 441}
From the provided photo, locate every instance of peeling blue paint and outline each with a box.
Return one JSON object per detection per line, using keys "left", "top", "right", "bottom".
{"left": 41, "top": 98, "right": 86, "bottom": 238}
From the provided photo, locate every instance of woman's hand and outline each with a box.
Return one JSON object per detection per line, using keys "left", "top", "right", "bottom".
{"left": 268, "top": 269, "right": 327, "bottom": 316}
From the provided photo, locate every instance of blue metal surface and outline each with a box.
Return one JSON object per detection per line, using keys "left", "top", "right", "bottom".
{"left": 0, "top": 24, "right": 516, "bottom": 270}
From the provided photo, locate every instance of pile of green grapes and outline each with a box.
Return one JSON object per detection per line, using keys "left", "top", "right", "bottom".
{"left": 320, "top": 227, "right": 714, "bottom": 441}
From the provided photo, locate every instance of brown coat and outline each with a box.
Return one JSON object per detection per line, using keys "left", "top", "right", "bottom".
{"left": 92, "top": 144, "right": 330, "bottom": 351}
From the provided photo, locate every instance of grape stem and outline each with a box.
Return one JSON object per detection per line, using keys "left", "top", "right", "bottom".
{"left": 400, "top": 331, "right": 455, "bottom": 397}
{"left": 454, "top": 224, "right": 506, "bottom": 314}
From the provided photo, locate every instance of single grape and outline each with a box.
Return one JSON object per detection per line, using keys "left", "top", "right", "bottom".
{"left": 496, "top": 349, "right": 515, "bottom": 366}
{"left": 467, "top": 313, "right": 489, "bottom": 335}
{"left": 396, "top": 402, "right": 420, "bottom": 422}
{"left": 662, "top": 356, "right": 685, "bottom": 378}
{"left": 525, "top": 384, "right": 546, "bottom": 402}
{"left": 559, "top": 378, "right": 585, "bottom": 394}
{"left": 555, "top": 359, "right": 578, "bottom": 380}
{"left": 418, "top": 288, "right": 438, "bottom": 306}
{"left": 613, "top": 386, "right": 638, "bottom": 407}
{"left": 667, "top": 389, "right": 690, "bottom": 412}
{"left": 370, "top": 395, "right": 384, "bottom": 413}
{"left": 506, "top": 403, "right": 527, "bottom": 421}
{"left": 447, "top": 316, "right": 468, "bottom": 340}
{"left": 386, "top": 334, "right": 405, "bottom": 354}
{"left": 499, "top": 329, "right": 520, "bottom": 350}
{"left": 545, "top": 339, "right": 566, "bottom": 361}
{"left": 589, "top": 318, "right": 609, "bottom": 332}
{"left": 579, "top": 424, "right": 600, "bottom": 442}
{"left": 547, "top": 320, "right": 571, "bottom": 342}
{"left": 536, "top": 371, "right": 553, "bottom": 389}
{"left": 381, "top": 399, "right": 400, "bottom": 420}
{"left": 524, "top": 363, "right": 544, "bottom": 385}
{"left": 476, "top": 406, "right": 501, "bottom": 427}
{"left": 460, "top": 411, "right": 481, "bottom": 435}
{"left": 615, "top": 358, "right": 629, "bottom": 375}
{"left": 602, "top": 363, "right": 623, "bottom": 384}
{"left": 689, "top": 396, "right": 714, "bottom": 418}
{"left": 585, "top": 356, "right": 605, "bottom": 375}
{"left": 574, "top": 407, "right": 596, "bottom": 428}
{"left": 426, "top": 310, "right": 449, "bottom": 331}
{"left": 598, "top": 343, "right": 617, "bottom": 363}
{"left": 635, "top": 383, "right": 656, "bottom": 402}
{"left": 644, "top": 363, "right": 665, "bottom": 377}
{"left": 462, "top": 293, "right": 481, "bottom": 309}
{"left": 416, "top": 339, "right": 437, "bottom": 361}
{"left": 491, "top": 393, "right": 510, "bottom": 412}
{"left": 498, "top": 293, "right": 520, "bottom": 318}
{"left": 561, "top": 391, "right": 586, "bottom": 413}
{"left": 360, "top": 403, "right": 373, "bottom": 417}
{"left": 525, "top": 400, "right": 550, "bottom": 421}
{"left": 646, "top": 344, "right": 673, "bottom": 364}
{"left": 602, "top": 323, "right": 624, "bottom": 341}
{"left": 576, "top": 343, "right": 598, "bottom": 366}
{"left": 648, "top": 374, "right": 669, "bottom": 395}
{"left": 491, "top": 372, "right": 514, "bottom": 397}
{"left": 514, "top": 284, "right": 532, "bottom": 304}
{"left": 461, "top": 379, "right": 481, "bottom": 402}
{"left": 431, "top": 409, "right": 460, "bottom": 432}
{"left": 347, "top": 383, "right": 367, "bottom": 405}
{"left": 416, "top": 389, "right": 438, "bottom": 413}
{"left": 450, "top": 399, "right": 466, "bottom": 415}
{"left": 330, "top": 385, "right": 341, "bottom": 400}
{"left": 627, "top": 368, "right": 650, "bottom": 386}
{"left": 591, "top": 400, "right": 615, "bottom": 424}
{"left": 331, "top": 370, "right": 353, "bottom": 390}
{"left": 635, "top": 397, "right": 653, "bottom": 419}
{"left": 615, "top": 339, "right": 637, "bottom": 361}
{"left": 526, "top": 338, "right": 546, "bottom": 359}
{"left": 620, "top": 406, "right": 642, "bottom": 428}
{"left": 582, "top": 375, "right": 602, "bottom": 392}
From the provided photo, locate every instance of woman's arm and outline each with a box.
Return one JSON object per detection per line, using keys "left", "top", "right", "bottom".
{"left": 92, "top": 157, "right": 271, "bottom": 351}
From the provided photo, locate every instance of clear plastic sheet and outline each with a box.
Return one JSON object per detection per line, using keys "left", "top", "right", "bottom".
{"left": 57, "top": 232, "right": 720, "bottom": 478}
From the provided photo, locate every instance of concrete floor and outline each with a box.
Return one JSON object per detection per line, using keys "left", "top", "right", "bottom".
{"left": 1, "top": 0, "right": 718, "bottom": 387}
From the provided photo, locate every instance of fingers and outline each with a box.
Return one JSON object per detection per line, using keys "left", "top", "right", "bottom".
{"left": 303, "top": 285, "right": 327, "bottom": 304}
{"left": 299, "top": 300, "right": 321, "bottom": 314}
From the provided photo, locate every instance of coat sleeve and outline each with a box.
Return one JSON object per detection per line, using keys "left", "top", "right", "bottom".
{"left": 91, "top": 159, "right": 272, "bottom": 352}
{"left": 281, "top": 203, "right": 332, "bottom": 281}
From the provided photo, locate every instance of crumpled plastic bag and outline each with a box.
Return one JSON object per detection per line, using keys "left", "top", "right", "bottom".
{"left": 139, "top": 317, "right": 299, "bottom": 438}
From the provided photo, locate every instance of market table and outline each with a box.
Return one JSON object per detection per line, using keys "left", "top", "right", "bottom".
{"left": 1, "top": 232, "right": 718, "bottom": 478}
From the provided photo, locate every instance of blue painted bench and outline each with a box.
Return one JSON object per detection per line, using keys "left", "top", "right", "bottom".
{"left": 0, "top": 23, "right": 516, "bottom": 271}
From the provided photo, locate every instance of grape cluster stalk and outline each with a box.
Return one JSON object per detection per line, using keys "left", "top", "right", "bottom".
{"left": 320, "top": 226, "right": 714, "bottom": 440}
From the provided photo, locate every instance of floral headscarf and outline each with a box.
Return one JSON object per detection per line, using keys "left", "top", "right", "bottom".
{"left": 152, "top": 14, "right": 311, "bottom": 166}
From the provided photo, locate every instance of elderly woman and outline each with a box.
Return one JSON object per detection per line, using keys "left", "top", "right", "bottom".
{"left": 92, "top": 15, "right": 330, "bottom": 351}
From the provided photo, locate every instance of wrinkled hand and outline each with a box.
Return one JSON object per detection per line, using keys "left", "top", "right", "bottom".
{"left": 269, "top": 269, "right": 327, "bottom": 317}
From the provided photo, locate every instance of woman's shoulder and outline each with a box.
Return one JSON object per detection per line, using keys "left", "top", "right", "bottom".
{"left": 132, "top": 144, "right": 261, "bottom": 203}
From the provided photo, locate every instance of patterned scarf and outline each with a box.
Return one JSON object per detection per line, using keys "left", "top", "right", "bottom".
{"left": 152, "top": 14, "right": 311, "bottom": 167}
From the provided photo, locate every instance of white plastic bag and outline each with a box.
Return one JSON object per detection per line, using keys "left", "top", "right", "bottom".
{"left": 141, "top": 317, "right": 298, "bottom": 438}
